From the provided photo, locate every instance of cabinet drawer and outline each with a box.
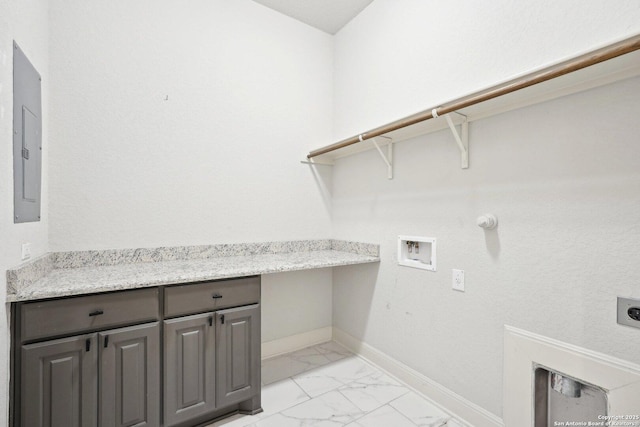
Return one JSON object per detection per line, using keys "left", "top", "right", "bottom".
{"left": 164, "top": 276, "right": 260, "bottom": 318}
{"left": 20, "top": 288, "right": 159, "bottom": 342}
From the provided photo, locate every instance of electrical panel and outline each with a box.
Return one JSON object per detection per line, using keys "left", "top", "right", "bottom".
{"left": 13, "top": 41, "right": 42, "bottom": 223}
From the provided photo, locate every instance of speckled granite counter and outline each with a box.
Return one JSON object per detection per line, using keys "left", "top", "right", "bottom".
{"left": 6, "top": 240, "right": 379, "bottom": 302}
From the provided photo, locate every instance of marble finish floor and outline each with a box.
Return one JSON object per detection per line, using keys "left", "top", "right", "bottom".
{"left": 208, "top": 341, "right": 466, "bottom": 427}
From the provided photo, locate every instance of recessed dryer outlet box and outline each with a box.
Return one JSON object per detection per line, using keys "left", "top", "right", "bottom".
{"left": 398, "top": 235, "right": 436, "bottom": 271}
{"left": 617, "top": 297, "right": 640, "bottom": 329}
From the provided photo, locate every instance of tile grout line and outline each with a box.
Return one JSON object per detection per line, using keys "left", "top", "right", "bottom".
{"left": 290, "top": 376, "right": 313, "bottom": 400}
{"left": 344, "top": 347, "right": 465, "bottom": 426}
{"left": 286, "top": 360, "right": 404, "bottom": 423}
{"left": 256, "top": 342, "right": 461, "bottom": 427}
{"left": 348, "top": 404, "right": 423, "bottom": 427}
{"left": 338, "top": 374, "right": 416, "bottom": 426}
{"left": 385, "top": 393, "right": 442, "bottom": 427}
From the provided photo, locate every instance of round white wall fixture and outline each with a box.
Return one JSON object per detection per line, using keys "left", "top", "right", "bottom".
{"left": 477, "top": 214, "right": 498, "bottom": 230}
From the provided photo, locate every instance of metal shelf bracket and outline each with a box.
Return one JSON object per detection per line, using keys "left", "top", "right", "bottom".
{"left": 443, "top": 112, "right": 469, "bottom": 169}
{"left": 367, "top": 135, "right": 394, "bottom": 179}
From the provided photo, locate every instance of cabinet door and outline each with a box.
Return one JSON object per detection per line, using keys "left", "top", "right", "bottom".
{"left": 99, "top": 322, "right": 160, "bottom": 427}
{"left": 21, "top": 334, "right": 97, "bottom": 427}
{"left": 164, "top": 313, "right": 216, "bottom": 427}
{"left": 216, "top": 304, "right": 261, "bottom": 408}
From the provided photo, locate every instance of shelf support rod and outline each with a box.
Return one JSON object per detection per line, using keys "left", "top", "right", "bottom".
{"left": 306, "top": 35, "right": 640, "bottom": 161}
{"left": 367, "top": 135, "right": 393, "bottom": 179}
{"left": 444, "top": 113, "right": 469, "bottom": 169}
{"left": 300, "top": 160, "right": 334, "bottom": 166}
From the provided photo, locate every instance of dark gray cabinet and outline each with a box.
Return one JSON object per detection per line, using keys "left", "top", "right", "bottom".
{"left": 164, "top": 277, "right": 260, "bottom": 318}
{"left": 100, "top": 322, "right": 160, "bottom": 427}
{"left": 216, "top": 304, "right": 261, "bottom": 408}
{"left": 21, "top": 334, "right": 97, "bottom": 427}
{"left": 15, "top": 289, "right": 160, "bottom": 427}
{"left": 12, "top": 276, "right": 262, "bottom": 427}
{"left": 20, "top": 324, "right": 160, "bottom": 427}
{"left": 164, "top": 313, "right": 216, "bottom": 427}
{"left": 20, "top": 288, "right": 159, "bottom": 342}
{"left": 163, "top": 277, "right": 262, "bottom": 425}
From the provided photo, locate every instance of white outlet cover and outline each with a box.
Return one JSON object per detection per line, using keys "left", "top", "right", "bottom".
{"left": 452, "top": 269, "right": 465, "bottom": 292}
{"left": 21, "top": 243, "right": 32, "bottom": 261}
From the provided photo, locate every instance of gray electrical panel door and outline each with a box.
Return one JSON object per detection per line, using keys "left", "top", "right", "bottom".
{"left": 164, "top": 313, "right": 216, "bottom": 426}
{"left": 21, "top": 334, "right": 98, "bottom": 427}
{"left": 99, "top": 322, "right": 160, "bottom": 427}
{"left": 216, "top": 304, "right": 261, "bottom": 408}
{"left": 13, "top": 41, "right": 42, "bottom": 223}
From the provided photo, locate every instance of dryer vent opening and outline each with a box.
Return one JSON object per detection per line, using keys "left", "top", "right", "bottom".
{"left": 534, "top": 366, "right": 608, "bottom": 426}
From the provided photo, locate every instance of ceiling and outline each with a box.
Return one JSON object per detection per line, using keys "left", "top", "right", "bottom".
{"left": 251, "top": 0, "right": 374, "bottom": 35}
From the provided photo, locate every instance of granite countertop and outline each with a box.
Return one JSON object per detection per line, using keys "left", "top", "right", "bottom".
{"left": 6, "top": 240, "right": 379, "bottom": 302}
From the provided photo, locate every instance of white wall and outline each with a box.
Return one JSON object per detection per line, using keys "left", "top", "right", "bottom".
{"left": 334, "top": 0, "right": 640, "bottom": 140}
{"left": 7, "top": 0, "right": 640, "bottom": 423}
{"left": 262, "top": 269, "right": 332, "bottom": 342}
{"left": 331, "top": 0, "right": 640, "bottom": 420}
{"left": 48, "top": 0, "right": 334, "bottom": 251}
{"left": 0, "top": 0, "right": 50, "bottom": 423}
{"left": 46, "top": 0, "right": 335, "bottom": 365}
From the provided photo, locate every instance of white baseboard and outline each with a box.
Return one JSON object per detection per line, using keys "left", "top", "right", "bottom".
{"left": 261, "top": 326, "right": 333, "bottom": 360}
{"left": 333, "top": 327, "right": 504, "bottom": 427}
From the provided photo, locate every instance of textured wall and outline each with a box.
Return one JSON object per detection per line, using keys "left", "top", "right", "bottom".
{"left": 5, "top": 0, "right": 640, "bottom": 424}
{"left": 331, "top": 0, "right": 640, "bottom": 419}
{"left": 46, "top": 0, "right": 336, "bottom": 353}
{"left": 333, "top": 78, "right": 640, "bottom": 418}
{"left": 262, "top": 268, "right": 332, "bottom": 342}
{"left": 0, "top": 0, "right": 50, "bottom": 423}
{"left": 334, "top": 0, "right": 640, "bottom": 140}
{"left": 48, "top": 0, "right": 334, "bottom": 251}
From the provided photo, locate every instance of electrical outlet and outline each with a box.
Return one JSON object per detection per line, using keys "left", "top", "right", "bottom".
{"left": 21, "top": 243, "right": 31, "bottom": 261}
{"left": 452, "top": 269, "right": 465, "bottom": 292}
{"left": 617, "top": 297, "right": 640, "bottom": 329}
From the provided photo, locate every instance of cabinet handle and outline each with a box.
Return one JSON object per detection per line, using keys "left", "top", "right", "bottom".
{"left": 104, "top": 335, "right": 109, "bottom": 348}
{"left": 220, "top": 314, "right": 225, "bottom": 324}
{"left": 209, "top": 317, "right": 213, "bottom": 326}
{"left": 212, "top": 294, "right": 223, "bottom": 299}
{"left": 89, "top": 310, "right": 104, "bottom": 317}
{"left": 86, "top": 338, "right": 91, "bottom": 352}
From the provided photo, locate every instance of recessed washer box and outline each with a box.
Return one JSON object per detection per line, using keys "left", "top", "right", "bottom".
{"left": 397, "top": 235, "right": 436, "bottom": 271}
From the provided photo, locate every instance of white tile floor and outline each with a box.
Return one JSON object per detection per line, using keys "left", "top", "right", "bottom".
{"left": 208, "top": 341, "right": 466, "bottom": 427}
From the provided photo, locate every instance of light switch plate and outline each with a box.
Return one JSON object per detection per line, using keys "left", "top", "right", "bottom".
{"left": 452, "top": 269, "right": 465, "bottom": 292}
{"left": 617, "top": 297, "right": 640, "bottom": 329}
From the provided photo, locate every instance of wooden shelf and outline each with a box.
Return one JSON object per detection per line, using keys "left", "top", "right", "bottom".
{"left": 307, "top": 37, "right": 640, "bottom": 165}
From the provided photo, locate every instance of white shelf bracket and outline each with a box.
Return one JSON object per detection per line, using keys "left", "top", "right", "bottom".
{"left": 444, "top": 113, "right": 469, "bottom": 169}
{"left": 300, "top": 159, "right": 334, "bottom": 167}
{"left": 367, "top": 135, "right": 393, "bottom": 179}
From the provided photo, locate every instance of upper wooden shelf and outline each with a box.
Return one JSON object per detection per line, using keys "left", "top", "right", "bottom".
{"left": 306, "top": 35, "right": 640, "bottom": 165}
